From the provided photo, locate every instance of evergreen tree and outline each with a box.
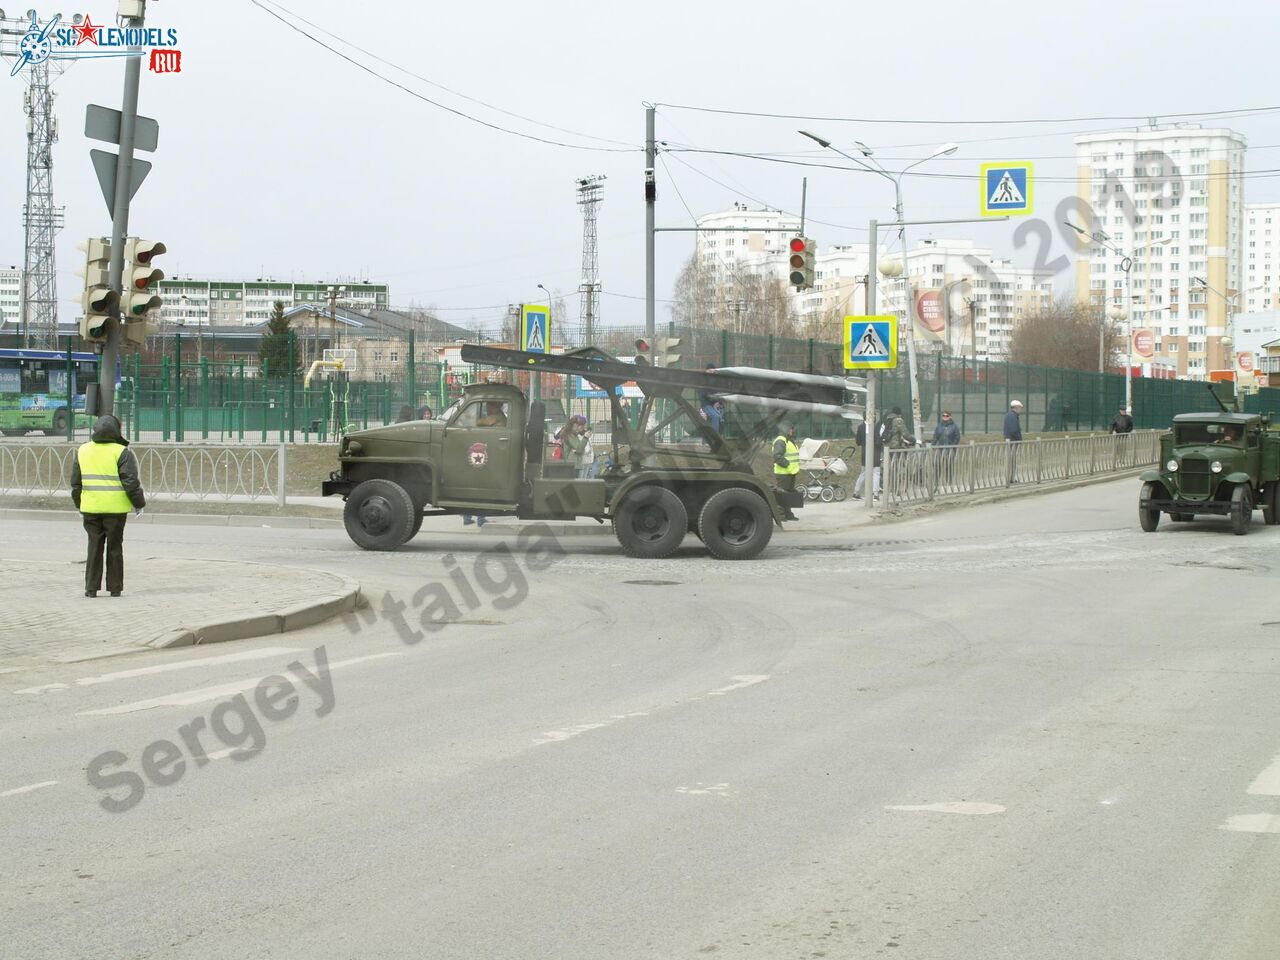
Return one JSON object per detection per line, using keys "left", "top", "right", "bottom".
{"left": 258, "top": 300, "right": 295, "bottom": 377}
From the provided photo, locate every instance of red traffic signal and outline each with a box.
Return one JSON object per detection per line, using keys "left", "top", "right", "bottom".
{"left": 789, "top": 237, "right": 807, "bottom": 254}
{"left": 634, "top": 338, "right": 652, "bottom": 365}
{"left": 788, "top": 236, "right": 815, "bottom": 289}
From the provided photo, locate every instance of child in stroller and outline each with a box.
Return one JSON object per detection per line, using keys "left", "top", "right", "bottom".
{"left": 797, "top": 438, "right": 855, "bottom": 502}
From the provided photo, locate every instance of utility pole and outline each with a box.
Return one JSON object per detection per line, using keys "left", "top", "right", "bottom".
{"left": 644, "top": 104, "right": 656, "bottom": 353}
{"left": 865, "top": 221, "right": 879, "bottom": 515}
{"left": 576, "top": 175, "right": 605, "bottom": 348}
{"left": 99, "top": 5, "right": 146, "bottom": 416}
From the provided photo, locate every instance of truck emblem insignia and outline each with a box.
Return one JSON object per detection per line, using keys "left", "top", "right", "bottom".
{"left": 468, "top": 442, "right": 488, "bottom": 468}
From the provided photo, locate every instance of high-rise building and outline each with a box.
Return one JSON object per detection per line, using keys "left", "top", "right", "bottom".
{"left": 155, "top": 277, "right": 390, "bottom": 327}
{"left": 1074, "top": 124, "right": 1247, "bottom": 379}
{"left": 693, "top": 205, "right": 802, "bottom": 282}
{"left": 0, "top": 266, "right": 22, "bottom": 329}
{"left": 1244, "top": 202, "right": 1280, "bottom": 312}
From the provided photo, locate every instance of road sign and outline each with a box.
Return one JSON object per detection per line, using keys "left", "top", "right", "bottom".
{"left": 843, "top": 314, "right": 898, "bottom": 370}
{"left": 85, "top": 104, "right": 159, "bottom": 152}
{"left": 89, "top": 149, "right": 151, "bottom": 219}
{"left": 520, "top": 304, "right": 550, "bottom": 354}
{"left": 980, "top": 162, "right": 1033, "bottom": 217}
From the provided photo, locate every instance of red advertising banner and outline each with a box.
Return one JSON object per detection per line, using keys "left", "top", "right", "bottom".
{"left": 913, "top": 289, "right": 946, "bottom": 344}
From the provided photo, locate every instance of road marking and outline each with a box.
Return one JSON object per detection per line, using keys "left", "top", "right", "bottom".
{"left": 1246, "top": 754, "right": 1280, "bottom": 796}
{"left": 77, "top": 652, "right": 403, "bottom": 716}
{"left": 15, "top": 683, "right": 70, "bottom": 695}
{"left": 886, "top": 802, "right": 1006, "bottom": 815}
{"left": 534, "top": 713, "right": 648, "bottom": 745}
{"left": 676, "top": 783, "right": 731, "bottom": 796}
{"left": 73, "top": 647, "right": 303, "bottom": 687}
{"left": 206, "top": 747, "right": 261, "bottom": 762}
{"left": 1219, "top": 814, "right": 1280, "bottom": 834}
{"left": 705, "top": 675, "right": 769, "bottom": 697}
{"left": 1, "top": 780, "right": 58, "bottom": 798}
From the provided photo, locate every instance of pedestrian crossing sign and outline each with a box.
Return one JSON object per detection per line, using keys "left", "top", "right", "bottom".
{"left": 520, "top": 304, "right": 550, "bottom": 354}
{"left": 843, "top": 314, "right": 897, "bottom": 370}
{"left": 980, "top": 162, "right": 1033, "bottom": 216}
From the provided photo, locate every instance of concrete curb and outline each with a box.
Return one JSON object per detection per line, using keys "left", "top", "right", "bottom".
{"left": 875, "top": 469, "right": 1146, "bottom": 522}
{"left": 0, "top": 507, "right": 342, "bottom": 529}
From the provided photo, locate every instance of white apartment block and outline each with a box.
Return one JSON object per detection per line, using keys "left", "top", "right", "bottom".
{"left": 1244, "top": 202, "right": 1280, "bottom": 312}
{"left": 1074, "top": 124, "right": 1247, "bottom": 379}
{"left": 156, "top": 276, "right": 390, "bottom": 327}
{"left": 0, "top": 266, "right": 21, "bottom": 329}
{"left": 694, "top": 205, "right": 802, "bottom": 283}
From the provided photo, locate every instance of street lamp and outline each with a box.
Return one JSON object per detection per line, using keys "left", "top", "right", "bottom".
{"left": 799, "top": 130, "right": 958, "bottom": 444}
{"left": 326, "top": 284, "right": 347, "bottom": 354}
{"left": 1192, "top": 277, "right": 1264, "bottom": 379}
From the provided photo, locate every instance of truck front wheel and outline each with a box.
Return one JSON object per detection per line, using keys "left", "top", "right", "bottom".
{"left": 613, "top": 486, "right": 687, "bottom": 559}
{"left": 1231, "top": 484, "right": 1253, "bottom": 536}
{"left": 344, "top": 479, "right": 415, "bottom": 551}
{"left": 698, "top": 488, "right": 773, "bottom": 561}
{"left": 1139, "top": 482, "right": 1161, "bottom": 533}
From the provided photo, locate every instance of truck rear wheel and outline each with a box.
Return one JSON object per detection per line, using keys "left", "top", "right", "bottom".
{"left": 1139, "top": 482, "right": 1161, "bottom": 533}
{"left": 344, "top": 479, "right": 415, "bottom": 551}
{"left": 613, "top": 486, "right": 687, "bottom": 559}
{"left": 1263, "top": 484, "right": 1279, "bottom": 526}
{"left": 1231, "top": 484, "right": 1253, "bottom": 536}
{"left": 698, "top": 488, "right": 773, "bottom": 561}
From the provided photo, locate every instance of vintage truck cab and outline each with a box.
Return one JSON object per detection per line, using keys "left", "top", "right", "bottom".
{"left": 1137, "top": 411, "right": 1280, "bottom": 535}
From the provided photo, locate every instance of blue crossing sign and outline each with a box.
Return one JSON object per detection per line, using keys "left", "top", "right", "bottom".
{"left": 520, "top": 304, "right": 550, "bottom": 354}
{"left": 980, "top": 162, "right": 1033, "bottom": 216}
{"left": 843, "top": 314, "right": 897, "bottom": 370}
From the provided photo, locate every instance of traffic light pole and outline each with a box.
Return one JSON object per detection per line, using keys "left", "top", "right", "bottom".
{"left": 865, "top": 220, "right": 878, "bottom": 514}
{"left": 644, "top": 104, "right": 656, "bottom": 362}
{"left": 99, "top": 9, "right": 145, "bottom": 417}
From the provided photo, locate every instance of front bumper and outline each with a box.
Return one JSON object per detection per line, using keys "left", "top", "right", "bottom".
{"left": 1141, "top": 495, "right": 1229, "bottom": 516}
{"left": 321, "top": 473, "right": 354, "bottom": 498}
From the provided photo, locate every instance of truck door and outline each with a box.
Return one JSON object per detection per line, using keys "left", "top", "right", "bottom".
{"left": 440, "top": 399, "right": 521, "bottom": 503}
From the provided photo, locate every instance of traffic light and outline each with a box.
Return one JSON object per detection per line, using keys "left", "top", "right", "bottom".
{"left": 76, "top": 237, "right": 116, "bottom": 344}
{"left": 658, "top": 336, "right": 682, "bottom": 367}
{"left": 788, "top": 236, "right": 815, "bottom": 290}
{"left": 634, "top": 337, "right": 652, "bottom": 366}
{"left": 123, "top": 238, "right": 166, "bottom": 319}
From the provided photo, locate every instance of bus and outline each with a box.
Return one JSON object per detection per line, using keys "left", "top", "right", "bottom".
{"left": 0, "top": 348, "right": 102, "bottom": 436}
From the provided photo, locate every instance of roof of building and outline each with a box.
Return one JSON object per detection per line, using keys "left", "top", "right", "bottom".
{"left": 275, "top": 306, "right": 475, "bottom": 342}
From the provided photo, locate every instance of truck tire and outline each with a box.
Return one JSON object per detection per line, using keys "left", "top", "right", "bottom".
{"left": 613, "top": 486, "right": 687, "bottom": 559}
{"left": 697, "top": 488, "right": 773, "bottom": 561}
{"left": 1139, "top": 482, "right": 1161, "bottom": 533}
{"left": 344, "top": 479, "right": 415, "bottom": 551}
{"left": 1264, "top": 484, "right": 1279, "bottom": 526}
{"left": 1231, "top": 484, "right": 1253, "bottom": 536}
{"left": 405, "top": 510, "right": 425, "bottom": 543}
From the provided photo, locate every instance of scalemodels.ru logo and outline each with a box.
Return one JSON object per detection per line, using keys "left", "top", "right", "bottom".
{"left": 9, "top": 11, "right": 182, "bottom": 77}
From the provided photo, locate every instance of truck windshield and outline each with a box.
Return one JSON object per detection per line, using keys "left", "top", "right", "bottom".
{"left": 1176, "top": 423, "right": 1241, "bottom": 445}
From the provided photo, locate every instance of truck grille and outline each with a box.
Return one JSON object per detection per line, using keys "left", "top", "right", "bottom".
{"left": 1180, "top": 457, "right": 1210, "bottom": 498}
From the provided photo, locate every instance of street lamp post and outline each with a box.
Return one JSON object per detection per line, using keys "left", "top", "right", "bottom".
{"left": 799, "top": 130, "right": 957, "bottom": 445}
{"left": 326, "top": 285, "right": 347, "bottom": 354}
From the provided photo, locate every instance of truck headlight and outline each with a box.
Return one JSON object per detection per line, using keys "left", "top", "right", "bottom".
{"left": 1211, "top": 460, "right": 1223, "bottom": 473}
{"left": 1166, "top": 459, "right": 1178, "bottom": 471}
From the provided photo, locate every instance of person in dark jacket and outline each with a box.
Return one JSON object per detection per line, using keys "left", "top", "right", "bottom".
{"left": 932, "top": 410, "right": 961, "bottom": 487}
{"left": 884, "top": 406, "right": 912, "bottom": 450}
{"left": 1004, "top": 400, "right": 1023, "bottom": 483}
{"left": 853, "top": 417, "right": 884, "bottom": 500}
{"left": 70, "top": 415, "right": 146, "bottom": 597}
{"left": 1109, "top": 406, "right": 1134, "bottom": 434}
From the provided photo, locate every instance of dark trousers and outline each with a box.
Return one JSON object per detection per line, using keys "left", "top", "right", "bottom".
{"left": 83, "top": 513, "right": 127, "bottom": 593}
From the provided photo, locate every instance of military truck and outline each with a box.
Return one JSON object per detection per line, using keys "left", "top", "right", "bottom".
{"left": 1138, "top": 411, "right": 1280, "bottom": 535}
{"left": 321, "top": 345, "right": 862, "bottom": 560}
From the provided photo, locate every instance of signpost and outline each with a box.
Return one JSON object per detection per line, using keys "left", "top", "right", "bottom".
{"left": 519, "top": 303, "right": 550, "bottom": 354}
{"left": 843, "top": 315, "right": 898, "bottom": 370}
{"left": 979, "top": 162, "right": 1034, "bottom": 217}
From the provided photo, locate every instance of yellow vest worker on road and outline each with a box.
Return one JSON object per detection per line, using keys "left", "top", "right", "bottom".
{"left": 772, "top": 421, "right": 801, "bottom": 522}
{"left": 70, "top": 415, "right": 146, "bottom": 598}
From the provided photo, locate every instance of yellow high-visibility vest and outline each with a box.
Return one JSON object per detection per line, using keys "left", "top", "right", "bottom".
{"left": 773, "top": 435, "right": 800, "bottom": 476}
{"left": 77, "top": 442, "right": 133, "bottom": 514}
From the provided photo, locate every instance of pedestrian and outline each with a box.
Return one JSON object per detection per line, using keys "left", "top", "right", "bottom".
{"left": 1109, "top": 406, "right": 1134, "bottom": 434}
{"left": 396, "top": 404, "right": 414, "bottom": 423}
{"left": 703, "top": 398, "right": 725, "bottom": 435}
{"left": 70, "top": 414, "right": 146, "bottom": 598}
{"left": 1004, "top": 399, "right": 1023, "bottom": 483}
{"left": 558, "top": 414, "right": 590, "bottom": 477}
{"left": 772, "top": 420, "right": 800, "bottom": 520}
{"left": 698, "top": 364, "right": 718, "bottom": 409}
{"left": 1110, "top": 405, "right": 1134, "bottom": 469}
{"left": 418, "top": 405, "right": 433, "bottom": 420}
{"left": 885, "top": 406, "right": 912, "bottom": 450}
{"left": 853, "top": 416, "right": 884, "bottom": 500}
{"left": 932, "top": 410, "right": 961, "bottom": 487}
{"left": 1061, "top": 397, "right": 1074, "bottom": 432}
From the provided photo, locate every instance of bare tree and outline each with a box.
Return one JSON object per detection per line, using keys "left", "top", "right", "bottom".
{"left": 668, "top": 254, "right": 798, "bottom": 336}
{"left": 1009, "top": 296, "right": 1122, "bottom": 371}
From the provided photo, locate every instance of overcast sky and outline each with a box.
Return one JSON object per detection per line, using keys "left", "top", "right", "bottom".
{"left": 3, "top": 0, "right": 1279, "bottom": 334}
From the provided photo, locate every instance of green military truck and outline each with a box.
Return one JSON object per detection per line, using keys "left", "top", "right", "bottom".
{"left": 1138, "top": 411, "right": 1280, "bottom": 535}
{"left": 322, "top": 345, "right": 861, "bottom": 560}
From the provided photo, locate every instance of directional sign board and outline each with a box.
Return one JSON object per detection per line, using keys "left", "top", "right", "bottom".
{"left": 843, "top": 314, "right": 898, "bottom": 370}
{"left": 980, "top": 162, "right": 1033, "bottom": 217}
{"left": 519, "top": 303, "right": 550, "bottom": 354}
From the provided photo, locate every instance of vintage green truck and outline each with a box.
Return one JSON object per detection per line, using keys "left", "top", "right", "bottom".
{"left": 321, "top": 345, "right": 862, "bottom": 560}
{"left": 1138, "top": 411, "right": 1280, "bottom": 535}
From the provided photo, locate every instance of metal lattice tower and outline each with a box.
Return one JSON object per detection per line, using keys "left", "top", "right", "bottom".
{"left": 576, "top": 175, "right": 605, "bottom": 346}
{"left": 1, "top": 13, "right": 69, "bottom": 349}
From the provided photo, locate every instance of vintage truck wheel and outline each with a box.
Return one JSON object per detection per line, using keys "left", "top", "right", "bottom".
{"left": 613, "top": 486, "right": 687, "bottom": 559}
{"left": 344, "top": 479, "right": 415, "bottom": 551}
{"left": 1263, "top": 484, "right": 1279, "bottom": 526}
{"left": 1139, "top": 482, "right": 1161, "bottom": 532}
{"left": 698, "top": 488, "right": 773, "bottom": 561}
{"left": 404, "top": 510, "right": 425, "bottom": 543}
{"left": 1230, "top": 484, "right": 1253, "bottom": 536}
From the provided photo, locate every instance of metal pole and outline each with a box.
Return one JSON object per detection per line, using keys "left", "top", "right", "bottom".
{"left": 1125, "top": 264, "right": 1133, "bottom": 415}
{"left": 893, "top": 179, "right": 926, "bottom": 446}
{"left": 99, "top": 9, "right": 145, "bottom": 417}
{"left": 865, "top": 219, "right": 879, "bottom": 514}
{"left": 644, "top": 104, "right": 656, "bottom": 347}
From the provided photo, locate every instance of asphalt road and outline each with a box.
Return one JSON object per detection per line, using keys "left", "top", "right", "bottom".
{"left": 3, "top": 479, "right": 1280, "bottom": 960}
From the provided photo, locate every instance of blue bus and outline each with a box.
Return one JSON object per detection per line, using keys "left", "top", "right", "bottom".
{"left": 0, "top": 348, "right": 103, "bottom": 436}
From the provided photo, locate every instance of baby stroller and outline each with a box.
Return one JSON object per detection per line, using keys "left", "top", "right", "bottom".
{"left": 798, "top": 438, "right": 854, "bottom": 502}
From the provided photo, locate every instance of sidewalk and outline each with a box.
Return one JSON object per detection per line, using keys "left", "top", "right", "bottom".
{"left": 0, "top": 557, "right": 360, "bottom": 664}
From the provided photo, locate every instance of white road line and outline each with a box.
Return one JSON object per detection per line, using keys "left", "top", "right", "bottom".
{"left": 705, "top": 675, "right": 770, "bottom": 697}
{"left": 1246, "top": 754, "right": 1280, "bottom": 796}
{"left": 0, "top": 780, "right": 58, "bottom": 798}
{"left": 205, "top": 747, "right": 261, "bottom": 762}
{"left": 886, "top": 802, "right": 1007, "bottom": 816}
{"left": 1219, "top": 814, "right": 1280, "bottom": 834}
{"left": 15, "top": 683, "right": 69, "bottom": 696}
{"left": 77, "top": 652, "right": 404, "bottom": 717}
{"left": 73, "top": 647, "right": 303, "bottom": 687}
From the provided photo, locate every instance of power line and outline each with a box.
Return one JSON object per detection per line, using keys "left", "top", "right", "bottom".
{"left": 247, "top": 0, "right": 638, "bottom": 153}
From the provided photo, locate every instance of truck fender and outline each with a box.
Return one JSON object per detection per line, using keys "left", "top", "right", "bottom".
{"left": 1224, "top": 472, "right": 1252, "bottom": 485}
{"left": 1138, "top": 469, "right": 1164, "bottom": 484}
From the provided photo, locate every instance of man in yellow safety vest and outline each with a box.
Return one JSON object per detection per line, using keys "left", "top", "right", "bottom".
{"left": 772, "top": 420, "right": 801, "bottom": 521}
{"left": 70, "top": 415, "right": 146, "bottom": 597}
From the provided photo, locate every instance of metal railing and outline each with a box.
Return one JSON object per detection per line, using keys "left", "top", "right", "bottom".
{"left": 882, "top": 430, "right": 1161, "bottom": 507}
{"left": 0, "top": 443, "right": 287, "bottom": 506}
